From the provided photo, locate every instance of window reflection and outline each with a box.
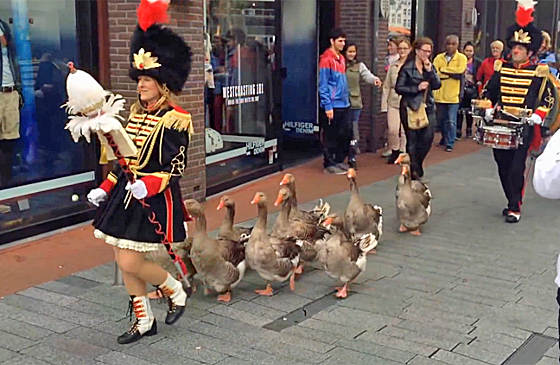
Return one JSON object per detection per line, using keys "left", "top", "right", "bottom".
{"left": 204, "top": 0, "right": 279, "bottom": 190}
{"left": 0, "top": 0, "right": 94, "bottom": 227}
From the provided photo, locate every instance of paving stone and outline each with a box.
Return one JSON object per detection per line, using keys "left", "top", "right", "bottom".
{"left": 336, "top": 292, "right": 409, "bottom": 317}
{"left": 64, "top": 326, "right": 136, "bottom": 352}
{"left": 251, "top": 291, "right": 313, "bottom": 312}
{"left": 150, "top": 337, "right": 229, "bottom": 364}
{"left": 335, "top": 338, "right": 416, "bottom": 363}
{"left": 1, "top": 294, "right": 107, "bottom": 327}
{"left": 0, "top": 347, "right": 18, "bottom": 363}
{"left": 397, "top": 308, "right": 474, "bottom": 333}
{"left": 77, "top": 285, "right": 131, "bottom": 310}
{"left": 58, "top": 274, "right": 104, "bottom": 289}
{"left": 73, "top": 262, "right": 116, "bottom": 285}
{"left": 544, "top": 342, "right": 560, "bottom": 359}
{"left": 312, "top": 306, "right": 400, "bottom": 332}
{"left": 251, "top": 338, "right": 329, "bottom": 363}
{"left": 453, "top": 343, "right": 512, "bottom": 364}
{"left": 436, "top": 288, "right": 508, "bottom": 307}
{"left": 407, "top": 355, "right": 450, "bottom": 365}
{"left": 0, "top": 354, "right": 52, "bottom": 365}
{"left": 0, "top": 302, "right": 78, "bottom": 333}
{"left": 431, "top": 349, "right": 492, "bottom": 365}
{"left": 35, "top": 280, "right": 90, "bottom": 297}
{"left": 0, "top": 317, "right": 54, "bottom": 340}
{"left": 450, "top": 283, "right": 520, "bottom": 301}
{"left": 40, "top": 333, "right": 112, "bottom": 358}
{"left": 280, "top": 326, "right": 341, "bottom": 345}
{"left": 537, "top": 356, "right": 560, "bottom": 365}
{"left": 355, "top": 331, "right": 437, "bottom": 357}
{"left": 214, "top": 357, "right": 254, "bottom": 365}
{"left": 228, "top": 299, "right": 287, "bottom": 320}
{"left": 122, "top": 344, "right": 205, "bottom": 365}
{"left": 468, "top": 326, "right": 529, "bottom": 348}
{"left": 298, "top": 318, "right": 364, "bottom": 339}
{"left": 379, "top": 325, "right": 472, "bottom": 351}
{"left": 96, "top": 350, "right": 159, "bottom": 365}
{"left": 208, "top": 305, "right": 273, "bottom": 327}
{"left": 16, "top": 287, "right": 79, "bottom": 306}
{"left": 0, "top": 330, "right": 37, "bottom": 351}
{"left": 320, "top": 347, "right": 402, "bottom": 365}
{"left": 21, "top": 343, "right": 98, "bottom": 365}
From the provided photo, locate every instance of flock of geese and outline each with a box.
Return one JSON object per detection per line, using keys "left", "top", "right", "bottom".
{"left": 149, "top": 153, "right": 432, "bottom": 302}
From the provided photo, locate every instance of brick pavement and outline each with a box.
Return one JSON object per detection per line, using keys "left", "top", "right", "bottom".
{"left": 0, "top": 148, "right": 559, "bottom": 365}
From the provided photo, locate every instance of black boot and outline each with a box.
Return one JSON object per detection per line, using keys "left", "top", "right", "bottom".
{"left": 387, "top": 150, "right": 400, "bottom": 164}
{"left": 117, "top": 296, "right": 157, "bottom": 345}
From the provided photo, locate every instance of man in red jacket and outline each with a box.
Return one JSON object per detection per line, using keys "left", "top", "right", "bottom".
{"left": 477, "top": 40, "right": 504, "bottom": 94}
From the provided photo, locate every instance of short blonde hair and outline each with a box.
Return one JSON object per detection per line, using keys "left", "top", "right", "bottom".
{"left": 490, "top": 40, "right": 504, "bottom": 51}
{"left": 542, "top": 31, "right": 552, "bottom": 51}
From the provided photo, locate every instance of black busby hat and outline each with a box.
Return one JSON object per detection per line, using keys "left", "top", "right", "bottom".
{"left": 505, "top": 0, "right": 542, "bottom": 54}
{"left": 128, "top": 0, "right": 192, "bottom": 94}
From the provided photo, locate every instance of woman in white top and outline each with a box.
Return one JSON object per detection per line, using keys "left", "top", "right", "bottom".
{"left": 381, "top": 37, "right": 410, "bottom": 164}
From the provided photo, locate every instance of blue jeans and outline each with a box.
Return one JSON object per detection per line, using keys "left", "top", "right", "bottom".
{"left": 437, "top": 103, "right": 460, "bottom": 149}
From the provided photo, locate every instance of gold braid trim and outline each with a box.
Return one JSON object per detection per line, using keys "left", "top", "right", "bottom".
{"left": 160, "top": 109, "right": 194, "bottom": 135}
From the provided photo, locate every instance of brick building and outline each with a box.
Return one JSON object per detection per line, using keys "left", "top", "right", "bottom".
{"left": 1, "top": 0, "right": 559, "bottom": 244}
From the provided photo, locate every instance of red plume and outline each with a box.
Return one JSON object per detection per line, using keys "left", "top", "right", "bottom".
{"left": 516, "top": 6, "right": 534, "bottom": 27}
{"left": 137, "top": 0, "right": 169, "bottom": 31}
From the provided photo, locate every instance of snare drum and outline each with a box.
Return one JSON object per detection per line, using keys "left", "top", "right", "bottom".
{"left": 476, "top": 125, "right": 520, "bottom": 150}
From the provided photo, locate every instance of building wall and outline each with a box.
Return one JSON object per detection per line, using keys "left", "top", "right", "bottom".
{"left": 338, "top": 0, "right": 389, "bottom": 152}
{"left": 107, "top": 0, "right": 206, "bottom": 201}
{"left": 437, "top": 0, "right": 476, "bottom": 49}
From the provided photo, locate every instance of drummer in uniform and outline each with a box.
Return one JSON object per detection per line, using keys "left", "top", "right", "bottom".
{"left": 483, "top": 0, "right": 556, "bottom": 223}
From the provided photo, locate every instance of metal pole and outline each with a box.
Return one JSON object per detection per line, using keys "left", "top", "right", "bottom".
{"left": 371, "top": 0, "right": 380, "bottom": 152}
{"left": 113, "top": 262, "right": 124, "bottom": 286}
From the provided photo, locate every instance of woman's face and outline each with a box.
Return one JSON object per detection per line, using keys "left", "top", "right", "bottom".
{"left": 397, "top": 41, "right": 410, "bottom": 59}
{"left": 346, "top": 45, "right": 357, "bottom": 61}
{"left": 388, "top": 41, "right": 398, "bottom": 55}
{"left": 464, "top": 45, "right": 475, "bottom": 59}
{"left": 137, "top": 75, "right": 162, "bottom": 103}
{"left": 415, "top": 44, "right": 432, "bottom": 62}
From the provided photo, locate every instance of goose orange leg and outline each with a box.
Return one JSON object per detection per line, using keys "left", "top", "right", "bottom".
{"left": 290, "top": 270, "right": 297, "bottom": 291}
{"left": 410, "top": 229, "right": 421, "bottom": 236}
{"left": 217, "top": 291, "right": 232, "bottom": 302}
{"left": 399, "top": 224, "right": 407, "bottom": 233}
{"left": 294, "top": 265, "right": 304, "bottom": 275}
{"left": 335, "top": 283, "right": 349, "bottom": 298}
{"left": 255, "top": 283, "right": 273, "bottom": 296}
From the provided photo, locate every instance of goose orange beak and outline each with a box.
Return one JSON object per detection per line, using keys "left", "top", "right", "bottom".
{"left": 280, "top": 174, "right": 290, "bottom": 186}
{"left": 274, "top": 192, "right": 284, "bottom": 206}
{"left": 394, "top": 154, "right": 403, "bottom": 165}
{"left": 251, "top": 194, "right": 260, "bottom": 205}
{"left": 216, "top": 200, "right": 225, "bottom": 210}
{"left": 322, "top": 217, "right": 333, "bottom": 226}
{"left": 347, "top": 168, "right": 356, "bottom": 179}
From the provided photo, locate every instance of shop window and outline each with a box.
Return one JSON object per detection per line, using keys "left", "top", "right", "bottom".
{"left": 204, "top": 0, "right": 279, "bottom": 191}
{"left": 0, "top": 0, "right": 96, "bottom": 241}
{"left": 386, "top": 0, "right": 413, "bottom": 37}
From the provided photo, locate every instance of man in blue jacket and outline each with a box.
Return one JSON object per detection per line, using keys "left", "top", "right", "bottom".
{"left": 319, "top": 28, "right": 351, "bottom": 174}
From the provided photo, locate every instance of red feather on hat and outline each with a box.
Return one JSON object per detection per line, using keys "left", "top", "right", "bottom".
{"left": 137, "top": 0, "right": 169, "bottom": 31}
{"left": 516, "top": 5, "right": 534, "bottom": 28}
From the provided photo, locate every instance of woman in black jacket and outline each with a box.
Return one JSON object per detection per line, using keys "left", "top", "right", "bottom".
{"left": 395, "top": 37, "right": 441, "bottom": 180}
{"left": 457, "top": 42, "right": 482, "bottom": 139}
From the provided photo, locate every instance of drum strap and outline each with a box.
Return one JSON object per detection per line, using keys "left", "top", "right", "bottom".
{"left": 535, "top": 77, "right": 548, "bottom": 111}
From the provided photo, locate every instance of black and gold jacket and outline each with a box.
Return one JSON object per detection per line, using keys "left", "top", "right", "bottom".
{"left": 484, "top": 59, "right": 555, "bottom": 122}
{"left": 99, "top": 104, "right": 193, "bottom": 197}
{"left": 94, "top": 104, "right": 193, "bottom": 244}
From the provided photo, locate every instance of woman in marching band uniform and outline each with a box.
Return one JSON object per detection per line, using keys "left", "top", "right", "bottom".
{"left": 85, "top": 0, "right": 193, "bottom": 344}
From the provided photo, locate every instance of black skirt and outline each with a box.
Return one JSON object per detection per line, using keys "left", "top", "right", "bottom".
{"left": 93, "top": 173, "right": 186, "bottom": 251}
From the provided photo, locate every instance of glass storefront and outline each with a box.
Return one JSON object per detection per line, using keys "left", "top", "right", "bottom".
{"left": 204, "top": 0, "right": 281, "bottom": 194}
{"left": 0, "top": 0, "right": 99, "bottom": 244}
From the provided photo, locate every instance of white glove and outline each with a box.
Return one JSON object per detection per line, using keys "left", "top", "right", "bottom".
{"left": 527, "top": 113, "right": 543, "bottom": 126}
{"left": 484, "top": 108, "right": 494, "bottom": 121}
{"left": 125, "top": 180, "right": 148, "bottom": 200}
{"left": 87, "top": 188, "right": 108, "bottom": 207}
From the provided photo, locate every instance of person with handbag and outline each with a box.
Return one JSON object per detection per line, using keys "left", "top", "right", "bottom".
{"left": 395, "top": 37, "right": 441, "bottom": 180}
{"left": 456, "top": 42, "right": 482, "bottom": 140}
